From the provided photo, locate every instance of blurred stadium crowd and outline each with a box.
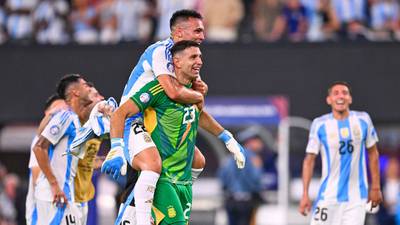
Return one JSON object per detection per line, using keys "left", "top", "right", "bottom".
{"left": 1, "top": 0, "right": 400, "bottom": 45}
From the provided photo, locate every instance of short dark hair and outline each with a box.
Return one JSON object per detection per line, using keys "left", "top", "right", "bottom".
{"left": 327, "top": 81, "right": 352, "bottom": 95}
{"left": 44, "top": 93, "right": 63, "bottom": 111}
{"left": 171, "top": 40, "right": 200, "bottom": 57}
{"left": 170, "top": 9, "right": 202, "bottom": 30}
{"left": 56, "top": 74, "right": 83, "bottom": 99}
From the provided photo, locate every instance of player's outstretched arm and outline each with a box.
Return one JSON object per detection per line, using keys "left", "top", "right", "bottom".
{"left": 102, "top": 100, "right": 140, "bottom": 179}
{"left": 299, "top": 153, "right": 316, "bottom": 216}
{"left": 367, "top": 144, "right": 383, "bottom": 207}
{"left": 199, "top": 111, "right": 246, "bottom": 169}
{"left": 157, "top": 75, "right": 203, "bottom": 104}
{"left": 33, "top": 136, "right": 68, "bottom": 206}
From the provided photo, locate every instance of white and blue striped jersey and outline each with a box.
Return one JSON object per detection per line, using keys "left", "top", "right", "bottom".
{"left": 371, "top": 2, "right": 399, "bottom": 29}
{"left": 120, "top": 37, "right": 174, "bottom": 105}
{"left": 26, "top": 135, "right": 39, "bottom": 225}
{"left": 34, "top": 109, "right": 80, "bottom": 203}
{"left": 333, "top": 0, "right": 366, "bottom": 23}
{"left": 306, "top": 111, "right": 378, "bottom": 204}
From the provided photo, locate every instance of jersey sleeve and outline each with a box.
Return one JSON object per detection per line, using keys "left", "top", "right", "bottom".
{"left": 364, "top": 112, "right": 379, "bottom": 148}
{"left": 152, "top": 45, "right": 175, "bottom": 78}
{"left": 305, "top": 119, "right": 322, "bottom": 155}
{"left": 28, "top": 136, "right": 39, "bottom": 168}
{"left": 41, "top": 110, "right": 74, "bottom": 145}
{"left": 130, "top": 81, "right": 164, "bottom": 112}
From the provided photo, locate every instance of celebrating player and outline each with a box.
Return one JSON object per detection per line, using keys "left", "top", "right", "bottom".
{"left": 110, "top": 41, "right": 237, "bottom": 225}
{"left": 298, "top": 81, "right": 382, "bottom": 225}
{"left": 33, "top": 74, "right": 92, "bottom": 225}
{"left": 26, "top": 94, "right": 67, "bottom": 225}
{"left": 102, "top": 9, "right": 245, "bottom": 225}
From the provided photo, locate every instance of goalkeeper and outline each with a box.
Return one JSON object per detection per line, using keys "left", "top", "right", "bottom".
{"left": 102, "top": 41, "right": 246, "bottom": 225}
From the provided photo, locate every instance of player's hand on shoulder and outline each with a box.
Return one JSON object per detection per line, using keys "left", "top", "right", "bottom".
{"left": 192, "top": 79, "right": 208, "bottom": 96}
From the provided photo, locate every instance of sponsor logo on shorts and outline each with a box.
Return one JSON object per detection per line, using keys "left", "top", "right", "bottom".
{"left": 143, "top": 133, "right": 152, "bottom": 143}
{"left": 50, "top": 125, "right": 60, "bottom": 135}
{"left": 167, "top": 206, "right": 176, "bottom": 218}
{"left": 140, "top": 93, "right": 150, "bottom": 103}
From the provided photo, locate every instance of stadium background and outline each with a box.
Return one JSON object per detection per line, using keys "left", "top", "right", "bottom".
{"left": 1, "top": 0, "right": 400, "bottom": 223}
{"left": 1, "top": 42, "right": 399, "bottom": 225}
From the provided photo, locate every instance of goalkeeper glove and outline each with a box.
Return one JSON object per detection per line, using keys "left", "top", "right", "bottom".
{"left": 101, "top": 138, "right": 127, "bottom": 180}
{"left": 218, "top": 130, "right": 246, "bottom": 169}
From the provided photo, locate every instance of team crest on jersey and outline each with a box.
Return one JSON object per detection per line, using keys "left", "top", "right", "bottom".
{"left": 167, "top": 206, "right": 176, "bottom": 218}
{"left": 50, "top": 125, "right": 60, "bottom": 135}
{"left": 340, "top": 128, "right": 350, "bottom": 138}
{"left": 140, "top": 93, "right": 150, "bottom": 103}
{"left": 353, "top": 126, "right": 361, "bottom": 140}
{"left": 143, "top": 133, "right": 152, "bottom": 143}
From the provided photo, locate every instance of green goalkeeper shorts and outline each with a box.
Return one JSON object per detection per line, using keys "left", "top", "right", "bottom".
{"left": 151, "top": 179, "right": 192, "bottom": 225}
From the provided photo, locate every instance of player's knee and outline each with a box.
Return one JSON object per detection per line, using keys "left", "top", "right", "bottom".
{"left": 133, "top": 147, "right": 162, "bottom": 173}
{"left": 192, "top": 147, "right": 206, "bottom": 169}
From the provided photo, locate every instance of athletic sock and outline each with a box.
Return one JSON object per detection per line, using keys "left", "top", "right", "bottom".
{"left": 134, "top": 170, "right": 160, "bottom": 225}
{"left": 191, "top": 168, "right": 204, "bottom": 182}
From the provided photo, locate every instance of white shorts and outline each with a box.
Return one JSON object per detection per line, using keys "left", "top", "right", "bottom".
{"left": 116, "top": 203, "right": 136, "bottom": 225}
{"left": 123, "top": 119, "right": 156, "bottom": 167}
{"left": 26, "top": 175, "right": 37, "bottom": 225}
{"left": 36, "top": 200, "right": 82, "bottom": 225}
{"left": 76, "top": 202, "right": 88, "bottom": 225}
{"left": 310, "top": 201, "right": 366, "bottom": 225}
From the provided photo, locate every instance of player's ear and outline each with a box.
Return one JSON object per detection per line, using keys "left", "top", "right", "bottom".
{"left": 173, "top": 56, "right": 180, "bottom": 69}
{"left": 349, "top": 95, "right": 353, "bottom": 105}
{"left": 326, "top": 96, "right": 332, "bottom": 105}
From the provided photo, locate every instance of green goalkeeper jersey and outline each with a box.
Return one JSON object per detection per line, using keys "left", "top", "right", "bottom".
{"left": 131, "top": 80, "right": 199, "bottom": 183}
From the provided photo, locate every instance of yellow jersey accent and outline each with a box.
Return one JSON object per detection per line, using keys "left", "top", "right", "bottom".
{"left": 74, "top": 138, "right": 101, "bottom": 203}
{"left": 149, "top": 84, "right": 162, "bottom": 94}
{"left": 167, "top": 206, "right": 177, "bottom": 218}
{"left": 152, "top": 206, "right": 165, "bottom": 225}
{"left": 144, "top": 107, "right": 158, "bottom": 134}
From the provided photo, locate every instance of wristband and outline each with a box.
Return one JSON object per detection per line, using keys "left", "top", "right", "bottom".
{"left": 218, "top": 130, "right": 232, "bottom": 143}
{"left": 111, "top": 138, "right": 124, "bottom": 149}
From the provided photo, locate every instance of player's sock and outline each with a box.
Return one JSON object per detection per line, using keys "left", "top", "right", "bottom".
{"left": 134, "top": 170, "right": 159, "bottom": 225}
{"left": 191, "top": 168, "right": 204, "bottom": 182}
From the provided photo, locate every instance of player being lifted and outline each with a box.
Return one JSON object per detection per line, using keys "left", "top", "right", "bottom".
{"left": 102, "top": 10, "right": 245, "bottom": 225}
{"left": 298, "top": 81, "right": 382, "bottom": 225}
{"left": 109, "top": 40, "right": 234, "bottom": 225}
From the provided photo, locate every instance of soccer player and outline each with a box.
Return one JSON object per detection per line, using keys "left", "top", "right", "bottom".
{"left": 298, "top": 81, "right": 383, "bottom": 225}
{"left": 110, "top": 40, "right": 233, "bottom": 225}
{"left": 74, "top": 85, "right": 106, "bottom": 225}
{"left": 26, "top": 94, "right": 67, "bottom": 225}
{"left": 33, "top": 74, "right": 92, "bottom": 225}
{"left": 102, "top": 9, "right": 245, "bottom": 225}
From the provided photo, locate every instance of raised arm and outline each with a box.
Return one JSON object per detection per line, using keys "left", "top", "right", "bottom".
{"left": 33, "top": 136, "right": 67, "bottom": 206}
{"left": 299, "top": 153, "right": 317, "bottom": 216}
{"left": 367, "top": 144, "right": 382, "bottom": 207}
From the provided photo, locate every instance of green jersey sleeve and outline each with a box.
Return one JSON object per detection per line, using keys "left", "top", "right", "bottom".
{"left": 130, "top": 80, "right": 164, "bottom": 112}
